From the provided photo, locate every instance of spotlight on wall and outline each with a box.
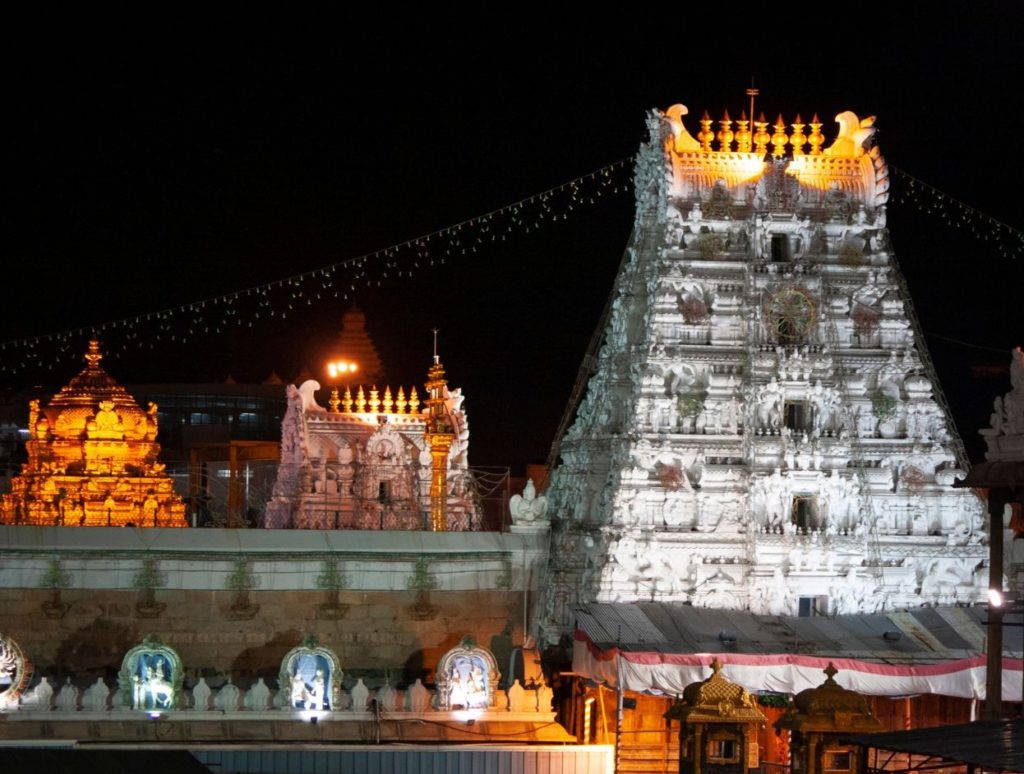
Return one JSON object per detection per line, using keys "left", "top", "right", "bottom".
{"left": 718, "top": 630, "right": 737, "bottom": 646}
{"left": 882, "top": 630, "right": 903, "bottom": 643}
{"left": 310, "top": 715, "right": 319, "bottom": 725}
{"left": 148, "top": 711, "right": 162, "bottom": 720}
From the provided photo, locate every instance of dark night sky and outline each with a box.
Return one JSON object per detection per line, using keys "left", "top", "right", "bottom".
{"left": 4, "top": 11, "right": 1022, "bottom": 470}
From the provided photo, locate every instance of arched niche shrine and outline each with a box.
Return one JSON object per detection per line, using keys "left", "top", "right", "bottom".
{"left": 436, "top": 636, "right": 500, "bottom": 711}
{"left": 278, "top": 637, "right": 343, "bottom": 711}
{"left": 117, "top": 636, "right": 183, "bottom": 711}
{"left": 0, "top": 633, "right": 32, "bottom": 710}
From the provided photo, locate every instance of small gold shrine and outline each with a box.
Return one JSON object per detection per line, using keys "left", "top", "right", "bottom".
{"left": 665, "top": 659, "right": 766, "bottom": 773}
{"left": 774, "top": 663, "right": 883, "bottom": 774}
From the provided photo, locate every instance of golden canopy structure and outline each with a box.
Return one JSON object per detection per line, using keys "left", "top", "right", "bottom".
{"left": 0, "top": 340, "right": 187, "bottom": 527}
{"left": 665, "top": 659, "right": 766, "bottom": 773}
{"left": 774, "top": 663, "right": 883, "bottom": 774}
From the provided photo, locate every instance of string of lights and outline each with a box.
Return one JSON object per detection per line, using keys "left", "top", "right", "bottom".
{"left": 0, "top": 158, "right": 1016, "bottom": 377}
{"left": 0, "top": 158, "right": 634, "bottom": 375}
{"left": 889, "top": 166, "right": 1023, "bottom": 261}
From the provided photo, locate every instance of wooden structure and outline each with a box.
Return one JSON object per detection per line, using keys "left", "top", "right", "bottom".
{"left": 665, "top": 659, "right": 766, "bottom": 774}
{"left": 775, "top": 663, "right": 883, "bottom": 774}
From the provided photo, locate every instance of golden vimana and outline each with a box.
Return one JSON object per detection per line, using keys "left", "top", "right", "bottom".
{"left": 0, "top": 340, "right": 187, "bottom": 527}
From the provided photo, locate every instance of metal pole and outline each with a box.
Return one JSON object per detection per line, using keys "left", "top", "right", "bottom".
{"left": 615, "top": 648, "right": 624, "bottom": 773}
{"left": 984, "top": 492, "right": 1006, "bottom": 720}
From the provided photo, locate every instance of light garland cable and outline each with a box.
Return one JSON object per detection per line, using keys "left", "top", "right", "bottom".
{"left": 0, "top": 158, "right": 634, "bottom": 375}
{"left": 2, "top": 160, "right": 1016, "bottom": 377}
{"left": 890, "top": 166, "right": 1023, "bottom": 260}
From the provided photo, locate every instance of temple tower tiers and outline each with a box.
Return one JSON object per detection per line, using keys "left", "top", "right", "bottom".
{"left": 0, "top": 340, "right": 187, "bottom": 527}
{"left": 541, "top": 105, "right": 985, "bottom": 640}
{"left": 329, "top": 306, "right": 386, "bottom": 385}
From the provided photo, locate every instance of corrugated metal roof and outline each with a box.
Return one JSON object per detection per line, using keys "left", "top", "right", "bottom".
{"left": 578, "top": 602, "right": 1022, "bottom": 661}
{"left": 843, "top": 718, "right": 1024, "bottom": 772}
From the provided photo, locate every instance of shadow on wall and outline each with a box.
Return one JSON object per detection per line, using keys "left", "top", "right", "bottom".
{"left": 54, "top": 617, "right": 139, "bottom": 682}
{"left": 230, "top": 628, "right": 303, "bottom": 685}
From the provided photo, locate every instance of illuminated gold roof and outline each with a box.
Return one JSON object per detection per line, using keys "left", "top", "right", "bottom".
{"left": 661, "top": 104, "right": 889, "bottom": 209}
{"left": 41, "top": 340, "right": 151, "bottom": 441}
{"left": 665, "top": 659, "right": 766, "bottom": 725}
{"left": 0, "top": 340, "right": 186, "bottom": 528}
{"left": 775, "top": 663, "right": 883, "bottom": 734}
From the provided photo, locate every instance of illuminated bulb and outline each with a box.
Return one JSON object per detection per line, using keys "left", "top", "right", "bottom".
{"left": 988, "top": 588, "right": 1003, "bottom": 608}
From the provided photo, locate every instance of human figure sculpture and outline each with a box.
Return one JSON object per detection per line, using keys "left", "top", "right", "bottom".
{"left": 756, "top": 378, "right": 784, "bottom": 430}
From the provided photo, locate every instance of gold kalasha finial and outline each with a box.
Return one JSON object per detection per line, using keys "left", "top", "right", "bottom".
{"left": 343, "top": 385, "right": 354, "bottom": 412}
{"left": 790, "top": 114, "right": 806, "bottom": 156}
{"left": 409, "top": 386, "right": 420, "bottom": 414}
{"left": 808, "top": 113, "right": 824, "bottom": 155}
{"left": 753, "top": 112, "right": 770, "bottom": 156}
{"left": 771, "top": 114, "right": 789, "bottom": 158}
{"left": 734, "top": 111, "right": 752, "bottom": 153}
{"left": 396, "top": 386, "right": 407, "bottom": 414}
{"left": 698, "top": 110, "right": 714, "bottom": 152}
{"left": 382, "top": 386, "right": 394, "bottom": 413}
{"left": 716, "top": 110, "right": 734, "bottom": 152}
{"left": 85, "top": 339, "right": 103, "bottom": 368}
{"left": 355, "top": 386, "right": 367, "bottom": 413}
{"left": 369, "top": 385, "right": 381, "bottom": 413}
{"left": 329, "top": 387, "right": 340, "bottom": 413}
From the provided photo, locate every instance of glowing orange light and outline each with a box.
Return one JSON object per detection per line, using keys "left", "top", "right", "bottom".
{"left": 326, "top": 359, "right": 359, "bottom": 380}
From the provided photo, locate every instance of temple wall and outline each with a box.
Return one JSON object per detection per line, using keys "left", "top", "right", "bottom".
{"left": 0, "top": 526, "right": 544, "bottom": 689}
{"left": 0, "top": 587, "right": 525, "bottom": 680}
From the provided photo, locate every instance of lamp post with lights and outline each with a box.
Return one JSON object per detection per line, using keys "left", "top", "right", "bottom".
{"left": 325, "top": 359, "right": 359, "bottom": 412}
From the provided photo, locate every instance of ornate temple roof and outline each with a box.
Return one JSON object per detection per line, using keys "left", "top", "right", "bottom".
{"left": 775, "top": 663, "right": 883, "bottom": 734}
{"left": 0, "top": 340, "right": 186, "bottom": 527}
{"left": 665, "top": 659, "right": 766, "bottom": 725}
{"left": 38, "top": 340, "right": 152, "bottom": 442}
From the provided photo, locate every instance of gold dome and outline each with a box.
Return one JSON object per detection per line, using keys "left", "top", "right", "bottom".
{"left": 0, "top": 340, "right": 187, "bottom": 527}
{"left": 666, "top": 659, "right": 766, "bottom": 724}
{"left": 775, "top": 663, "right": 883, "bottom": 734}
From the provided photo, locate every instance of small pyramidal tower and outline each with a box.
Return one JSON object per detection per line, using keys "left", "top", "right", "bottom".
{"left": 541, "top": 104, "right": 985, "bottom": 640}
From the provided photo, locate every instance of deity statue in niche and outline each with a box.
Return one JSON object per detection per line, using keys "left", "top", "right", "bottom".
{"left": 436, "top": 636, "right": 500, "bottom": 711}
{"left": 447, "top": 654, "right": 489, "bottom": 710}
{"left": 133, "top": 655, "right": 174, "bottom": 710}
{"left": 279, "top": 640, "right": 342, "bottom": 711}
{"left": 118, "top": 637, "right": 182, "bottom": 711}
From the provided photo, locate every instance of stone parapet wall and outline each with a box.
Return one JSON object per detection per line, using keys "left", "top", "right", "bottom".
{"left": 1, "top": 586, "right": 525, "bottom": 684}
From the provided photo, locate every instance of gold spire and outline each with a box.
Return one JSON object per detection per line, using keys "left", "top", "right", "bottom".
{"left": 396, "top": 386, "right": 407, "bottom": 414}
{"left": 368, "top": 385, "right": 381, "bottom": 413}
{"left": 753, "top": 112, "right": 770, "bottom": 156}
{"left": 409, "top": 386, "right": 420, "bottom": 414}
{"left": 734, "top": 111, "right": 752, "bottom": 153}
{"left": 382, "top": 386, "right": 393, "bottom": 413}
{"left": 355, "top": 386, "right": 367, "bottom": 413}
{"left": 424, "top": 344, "right": 455, "bottom": 532}
{"left": 329, "top": 387, "right": 341, "bottom": 413}
{"left": 698, "top": 110, "right": 714, "bottom": 152}
{"left": 771, "top": 114, "right": 789, "bottom": 158}
{"left": 342, "top": 385, "right": 353, "bottom": 412}
{"left": 84, "top": 338, "right": 103, "bottom": 368}
{"left": 716, "top": 110, "right": 734, "bottom": 152}
{"left": 807, "top": 113, "right": 824, "bottom": 155}
{"left": 790, "top": 113, "right": 806, "bottom": 156}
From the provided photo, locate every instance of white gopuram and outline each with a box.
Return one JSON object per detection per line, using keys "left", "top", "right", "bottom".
{"left": 541, "top": 104, "right": 986, "bottom": 640}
